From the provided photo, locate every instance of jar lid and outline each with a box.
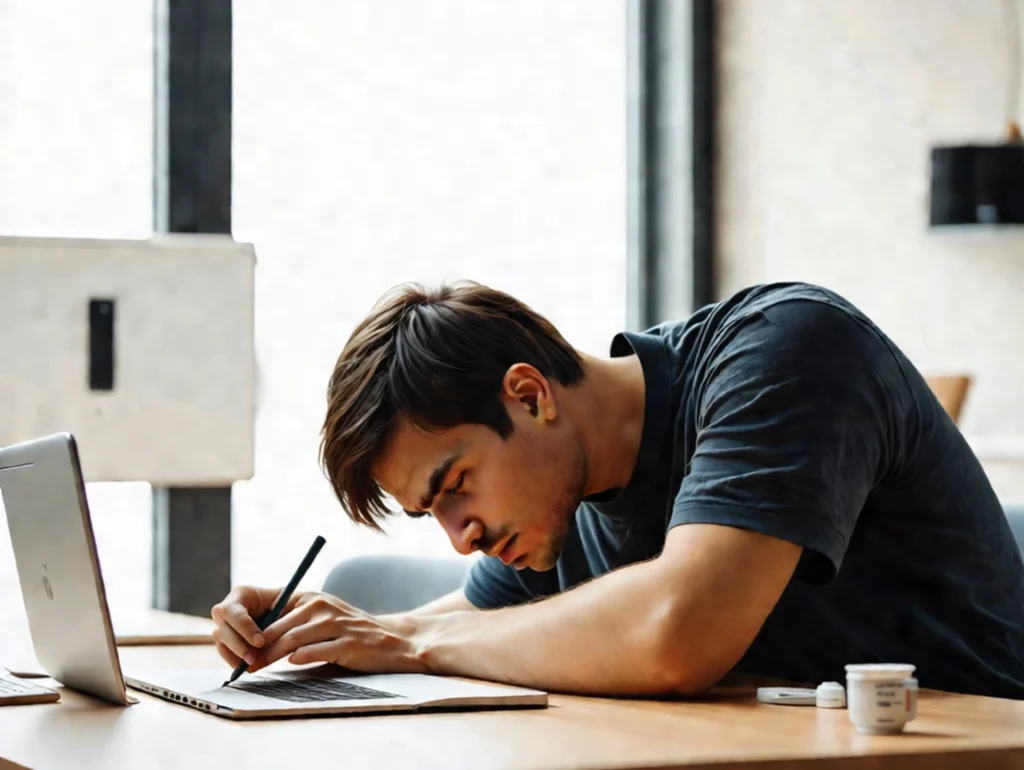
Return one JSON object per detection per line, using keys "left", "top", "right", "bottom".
{"left": 815, "top": 681, "right": 846, "bottom": 708}
{"left": 845, "top": 663, "right": 916, "bottom": 681}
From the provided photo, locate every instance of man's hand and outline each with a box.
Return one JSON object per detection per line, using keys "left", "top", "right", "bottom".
{"left": 211, "top": 585, "right": 287, "bottom": 668}
{"left": 211, "top": 587, "right": 428, "bottom": 674}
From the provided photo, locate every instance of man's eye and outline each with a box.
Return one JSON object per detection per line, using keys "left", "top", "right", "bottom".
{"left": 445, "top": 471, "right": 467, "bottom": 496}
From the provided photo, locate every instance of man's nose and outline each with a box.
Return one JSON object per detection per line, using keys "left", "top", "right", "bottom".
{"left": 440, "top": 514, "right": 482, "bottom": 555}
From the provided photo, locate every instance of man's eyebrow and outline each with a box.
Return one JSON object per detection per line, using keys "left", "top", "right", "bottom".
{"left": 407, "top": 454, "right": 461, "bottom": 514}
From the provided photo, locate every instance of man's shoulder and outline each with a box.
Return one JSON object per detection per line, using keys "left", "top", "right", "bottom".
{"left": 680, "top": 282, "right": 910, "bottom": 428}
{"left": 708, "top": 282, "right": 870, "bottom": 334}
{"left": 635, "top": 282, "right": 870, "bottom": 350}
{"left": 694, "top": 282, "right": 882, "bottom": 362}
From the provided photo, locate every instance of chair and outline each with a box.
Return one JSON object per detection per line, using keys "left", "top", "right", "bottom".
{"left": 1003, "top": 506, "right": 1024, "bottom": 555}
{"left": 922, "top": 376, "right": 1024, "bottom": 554}
{"left": 925, "top": 374, "right": 972, "bottom": 424}
{"left": 321, "top": 553, "right": 471, "bottom": 614}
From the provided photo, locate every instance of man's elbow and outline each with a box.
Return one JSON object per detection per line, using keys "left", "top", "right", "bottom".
{"left": 642, "top": 603, "right": 734, "bottom": 696}
{"left": 666, "top": 664, "right": 727, "bottom": 696}
{"left": 645, "top": 648, "right": 723, "bottom": 696}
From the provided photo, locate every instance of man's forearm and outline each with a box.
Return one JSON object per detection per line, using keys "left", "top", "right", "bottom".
{"left": 374, "top": 589, "right": 476, "bottom": 632}
{"left": 399, "top": 589, "right": 477, "bottom": 617}
{"left": 411, "top": 559, "right": 688, "bottom": 696}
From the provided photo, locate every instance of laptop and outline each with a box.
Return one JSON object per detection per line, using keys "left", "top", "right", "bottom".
{"left": 0, "top": 432, "right": 548, "bottom": 718}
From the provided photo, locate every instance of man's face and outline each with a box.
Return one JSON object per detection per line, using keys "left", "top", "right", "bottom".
{"left": 373, "top": 396, "right": 586, "bottom": 571}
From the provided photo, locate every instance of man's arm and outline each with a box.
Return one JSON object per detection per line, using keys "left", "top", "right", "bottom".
{"left": 240, "top": 523, "right": 799, "bottom": 690}
{"left": 393, "top": 588, "right": 478, "bottom": 617}
{"left": 414, "top": 523, "right": 801, "bottom": 695}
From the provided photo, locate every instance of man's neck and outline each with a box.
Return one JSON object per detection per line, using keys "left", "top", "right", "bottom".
{"left": 561, "top": 352, "right": 647, "bottom": 497}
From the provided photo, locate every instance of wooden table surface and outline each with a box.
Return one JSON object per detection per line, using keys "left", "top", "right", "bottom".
{"left": 3, "top": 645, "right": 1024, "bottom": 770}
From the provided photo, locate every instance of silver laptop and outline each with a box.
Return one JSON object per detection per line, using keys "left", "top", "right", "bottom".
{"left": 0, "top": 432, "right": 548, "bottom": 718}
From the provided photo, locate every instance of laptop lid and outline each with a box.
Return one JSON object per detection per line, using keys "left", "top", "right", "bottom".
{"left": 0, "top": 432, "right": 132, "bottom": 705}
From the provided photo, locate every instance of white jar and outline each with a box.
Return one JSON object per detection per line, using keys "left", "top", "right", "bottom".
{"left": 904, "top": 676, "right": 918, "bottom": 720}
{"left": 844, "top": 663, "right": 916, "bottom": 734}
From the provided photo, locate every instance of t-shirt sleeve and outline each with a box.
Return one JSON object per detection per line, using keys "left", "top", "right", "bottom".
{"left": 670, "top": 299, "right": 892, "bottom": 585}
{"left": 463, "top": 554, "right": 535, "bottom": 609}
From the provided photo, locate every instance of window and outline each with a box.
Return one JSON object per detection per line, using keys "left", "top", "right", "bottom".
{"left": 0, "top": 0, "right": 626, "bottom": 610}
{"left": 0, "top": 0, "right": 154, "bottom": 614}
{"left": 230, "top": 1, "right": 627, "bottom": 589}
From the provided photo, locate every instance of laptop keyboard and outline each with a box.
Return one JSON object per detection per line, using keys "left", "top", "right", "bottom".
{"left": 231, "top": 675, "right": 402, "bottom": 703}
{"left": 0, "top": 675, "right": 59, "bottom": 700}
{"left": 0, "top": 676, "right": 38, "bottom": 696}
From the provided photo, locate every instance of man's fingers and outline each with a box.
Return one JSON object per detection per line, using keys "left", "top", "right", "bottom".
{"left": 260, "top": 596, "right": 324, "bottom": 648}
{"left": 288, "top": 640, "right": 341, "bottom": 666}
{"left": 210, "top": 588, "right": 328, "bottom": 672}
{"left": 255, "top": 621, "right": 341, "bottom": 670}
{"left": 215, "top": 640, "right": 243, "bottom": 669}
{"left": 225, "top": 603, "right": 266, "bottom": 648}
{"left": 213, "top": 623, "right": 253, "bottom": 659}
{"left": 212, "top": 585, "right": 288, "bottom": 647}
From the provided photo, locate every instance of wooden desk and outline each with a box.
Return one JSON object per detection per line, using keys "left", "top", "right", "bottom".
{"left": 3, "top": 645, "right": 1024, "bottom": 770}
{"left": 3, "top": 608, "right": 213, "bottom": 677}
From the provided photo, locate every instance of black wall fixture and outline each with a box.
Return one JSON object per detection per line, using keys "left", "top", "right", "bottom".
{"left": 930, "top": 0, "right": 1024, "bottom": 229}
{"left": 929, "top": 143, "right": 1024, "bottom": 227}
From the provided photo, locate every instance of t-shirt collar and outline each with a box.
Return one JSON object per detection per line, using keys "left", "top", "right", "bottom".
{"left": 584, "top": 329, "right": 672, "bottom": 512}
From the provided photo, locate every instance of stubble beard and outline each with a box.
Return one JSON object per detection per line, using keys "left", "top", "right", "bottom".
{"left": 528, "top": 448, "right": 588, "bottom": 572}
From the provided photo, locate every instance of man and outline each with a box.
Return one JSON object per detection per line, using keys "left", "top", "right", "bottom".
{"left": 211, "top": 281, "right": 1024, "bottom": 698}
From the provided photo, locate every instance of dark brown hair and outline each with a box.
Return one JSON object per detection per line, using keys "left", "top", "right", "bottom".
{"left": 319, "top": 281, "right": 585, "bottom": 530}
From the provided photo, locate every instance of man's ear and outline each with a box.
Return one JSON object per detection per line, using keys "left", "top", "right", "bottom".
{"left": 502, "top": 364, "right": 556, "bottom": 421}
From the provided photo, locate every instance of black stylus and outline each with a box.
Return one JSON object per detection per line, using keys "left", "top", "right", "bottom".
{"left": 223, "top": 535, "right": 327, "bottom": 687}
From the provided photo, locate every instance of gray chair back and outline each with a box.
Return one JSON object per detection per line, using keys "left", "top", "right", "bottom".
{"left": 1004, "top": 505, "right": 1024, "bottom": 556}
{"left": 322, "top": 554, "right": 471, "bottom": 614}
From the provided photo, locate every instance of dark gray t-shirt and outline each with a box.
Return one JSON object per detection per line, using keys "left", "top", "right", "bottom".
{"left": 464, "top": 282, "right": 1024, "bottom": 699}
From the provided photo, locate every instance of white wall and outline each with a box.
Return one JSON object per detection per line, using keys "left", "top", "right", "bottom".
{"left": 718, "top": 0, "right": 1024, "bottom": 502}
{"left": 0, "top": 1, "right": 626, "bottom": 614}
